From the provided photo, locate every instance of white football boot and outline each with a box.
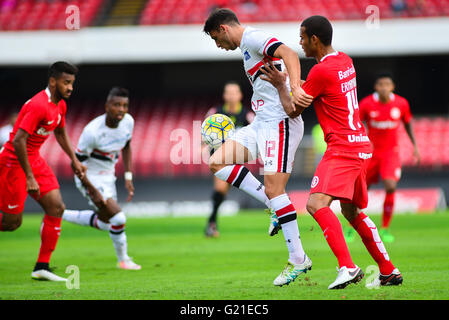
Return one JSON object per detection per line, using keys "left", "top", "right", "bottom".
{"left": 328, "top": 265, "right": 364, "bottom": 289}
{"left": 117, "top": 258, "right": 142, "bottom": 270}
{"left": 273, "top": 255, "right": 313, "bottom": 286}
{"left": 31, "top": 269, "right": 67, "bottom": 282}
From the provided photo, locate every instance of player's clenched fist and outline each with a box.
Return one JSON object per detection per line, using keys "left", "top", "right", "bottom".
{"left": 26, "top": 175, "right": 40, "bottom": 198}
{"left": 71, "top": 159, "right": 87, "bottom": 180}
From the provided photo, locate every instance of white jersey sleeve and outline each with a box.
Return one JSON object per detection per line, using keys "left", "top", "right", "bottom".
{"left": 76, "top": 125, "right": 96, "bottom": 161}
{"left": 244, "top": 28, "right": 283, "bottom": 58}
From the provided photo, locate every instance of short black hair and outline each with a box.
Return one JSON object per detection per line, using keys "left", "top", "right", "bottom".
{"left": 203, "top": 8, "right": 240, "bottom": 35}
{"left": 107, "top": 87, "right": 129, "bottom": 101}
{"left": 301, "top": 15, "right": 333, "bottom": 46}
{"left": 375, "top": 72, "right": 394, "bottom": 83}
{"left": 48, "top": 61, "right": 78, "bottom": 80}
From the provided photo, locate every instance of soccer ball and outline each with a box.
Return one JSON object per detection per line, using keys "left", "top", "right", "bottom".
{"left": 201, "top": 113, "right": 235, "bottom": 149}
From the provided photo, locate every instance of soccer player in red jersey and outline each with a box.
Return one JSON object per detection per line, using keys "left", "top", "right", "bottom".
{"left": 260, "top": 16, "right": 403, "bottom": 289}
{"left": 0, "top": 61, "right": 86, "bottom": 281}
{"left": 356, "top": 74, "right": 420, "bottom": 243}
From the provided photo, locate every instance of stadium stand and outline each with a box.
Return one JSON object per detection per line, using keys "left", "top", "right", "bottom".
{"left": 1, "top": 100, "right": 447, "bottom": 178}
{"left": 0, "top": 0, "right": 104, "bottom": 31}
{"left": 139, "top": 0, "right": 449, "bottom": 26}
{"left": 0, "top": 0, "right": 448, "bottom": 30}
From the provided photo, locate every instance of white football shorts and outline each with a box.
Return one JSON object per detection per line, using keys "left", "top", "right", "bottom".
{"left": 229, "top": 116, "right": 304, "bottom": 173}
{"left": 75, "top": 174, "right": 117, "bottom": 210}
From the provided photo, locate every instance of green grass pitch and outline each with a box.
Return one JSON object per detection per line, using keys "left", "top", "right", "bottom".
{"left": 1, "top": 210, "right": 449, "bottom": 300}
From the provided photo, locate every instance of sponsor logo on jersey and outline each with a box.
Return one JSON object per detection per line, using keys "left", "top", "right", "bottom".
{"left": 338, "top": 64, "right": 355, "bottom": 80}
{"left": 311, "top": 176, "right": 319, "bottom": 188}
{"left": 358, "top": 152, "right": 373, "bottom": 159}
{"left": 347, "top": 134, "right": 370, "bottom": 143}
{"left": 369, "top": 120, "right": 398, "bottom": 129}
{"left": 244, "top": 51, "right": 251, "bottom": 61}
{"left": 36, "top": 127, "right": 51, "bottom": 136}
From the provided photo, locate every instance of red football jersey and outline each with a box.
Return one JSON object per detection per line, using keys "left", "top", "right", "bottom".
{"left": 2, "top": 88, "right": 66, "bottom": 162}
{"left": 302, "top": 51, "right": 372, "bottom": 154}
{"left": 359, "top": 92, "right": 412, "bottom": 152}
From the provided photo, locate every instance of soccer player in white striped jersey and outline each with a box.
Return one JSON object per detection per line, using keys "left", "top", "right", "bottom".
{"left": 62, "top": 87, "right": 141, "bottom": 270}
{"left": 203, "top": 8, "right": 314, "bottom": 286}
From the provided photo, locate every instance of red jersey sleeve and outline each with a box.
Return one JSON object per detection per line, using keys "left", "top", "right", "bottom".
{"left": 401, "top": 98, "right": 412, "bottom": 124}
{"left": 301, "top": 64, "right": 326, "bottom": 99}
{"left": 18, "top": 100, "right": 46, "bottom": 135}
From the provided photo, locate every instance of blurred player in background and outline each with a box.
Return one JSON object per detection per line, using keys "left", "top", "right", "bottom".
{"left": 0, "top": 61, "right": 86, "bottom": 281}
{"left": 204, "top": 81, "right": 254, "bottom": 237}
{"left": 261, "top": 15, "right": 402, "bottom": 289}
{"left": 0, "top": 112, "right": 18, "bottom": 147}
{"left": 62, "top": 87, "right": 141, "bottom": 270}
{"left": 350, "top": 73, "right": 420, "bottom": 243}
{"left": 204, "top": 8, "right": 314, "bottom": 287}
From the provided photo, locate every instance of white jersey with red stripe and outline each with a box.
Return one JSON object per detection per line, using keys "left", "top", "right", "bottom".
{"left": 239, "top": 26, "right": 292, "bottom": 122}
{"left": 75, "top": 113, "right": 134, "bottom": 177}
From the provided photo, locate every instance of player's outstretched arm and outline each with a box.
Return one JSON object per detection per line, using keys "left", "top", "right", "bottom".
{"left": 404, "top": 122, "right": 421, "bottom": 165}
{"left": 12, "top": 128, "right": 40, "bottom": 198}
{"left": 259, "top": 61, "right": 307, "bottom": 118}
{"left": 272, "top": 44, "right": 313, "bottom": 108}
{"left": 54, "top": 126, "right": 86, "bottom": 179}
{"left": 122, "top": 140, "right": 134, "bottom": 202}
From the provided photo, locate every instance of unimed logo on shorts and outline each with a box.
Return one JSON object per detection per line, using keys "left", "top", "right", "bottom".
{"left": 311, "top": 176, "right": 319, "bottom": 188}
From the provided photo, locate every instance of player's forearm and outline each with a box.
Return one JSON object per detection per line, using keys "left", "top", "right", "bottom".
{"left": 54, "top": 128, "right": 77, "bottom": 162}
{"left": 122, "top": 145, "right": 132, "bottom": 172}
{"left": 276, "top": 46, "right": 302, "bottom": 89}
{"left": 12, "top": 137, "right": 34, "bottom": 178}
{"left": 404, "top": 123, "right": 418, "bottom": 148}
{"left": 275, "top": 83, "right": 297, "bottom": 117}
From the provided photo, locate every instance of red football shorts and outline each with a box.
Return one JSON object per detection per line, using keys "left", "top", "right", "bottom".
{"left": 366, "top": 150, "right": 402, "bottom": 186}
{"left": 0, "top": 155, "right": 59, "bottom": 214}
{"left": 310, "top": 150, "right": 371, "bottom": 209}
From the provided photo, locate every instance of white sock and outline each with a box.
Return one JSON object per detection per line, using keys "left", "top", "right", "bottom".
{"left": 215, "top": 165, "right": 271, "bottom": 208}
{"left": 63, "top": 209, "right": 109, "bottom": 230}
{"left": 270, "top": 194, "right": 306, "bottom": 264}
{"left": 109, "top": 212, "right": 129, "bottom": 262}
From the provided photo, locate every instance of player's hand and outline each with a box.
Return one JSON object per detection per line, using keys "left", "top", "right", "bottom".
{"left": 259, "top": 60, "right": 287, "bottom": 89}
{"left": 413, "top": 147, "right": 421, "bottom": 166}
{"left": 26, "top": 175, "right": 40, "bottom": 199}
{"left": 71, "top": 159, "right": 87, "bottom": 180}
{"left": 125, "top": 179, "right": 134, "bottom": 202}
{"left": 291, "top": 86, "right": 313, "bottom": 109}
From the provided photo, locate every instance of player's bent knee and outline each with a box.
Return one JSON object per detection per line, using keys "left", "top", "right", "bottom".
{"left": 2, "top": 215, "right": 22, "bottom": 231}
{"left": 209, "top": 156, "right": 225, "bottom": 174}
{"left": 109, "top": 211, "right": 126, "bottom": 226}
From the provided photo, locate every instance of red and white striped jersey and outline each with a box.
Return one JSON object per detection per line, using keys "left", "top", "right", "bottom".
{"left": 239, "top": 27, "right": 292, "bottom": 121}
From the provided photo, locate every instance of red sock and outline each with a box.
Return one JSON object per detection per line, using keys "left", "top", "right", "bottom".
{"left": 382, "top": 192, "right": 395, "bottom": 228}
{"left": 351, "top": 212, "right": 395, "bottom": 275}
{"left": 37, "top": 215, "right": 62, "bottom": 264}
{"left": 313, "top": 207, "right": 355, "bottom": 269}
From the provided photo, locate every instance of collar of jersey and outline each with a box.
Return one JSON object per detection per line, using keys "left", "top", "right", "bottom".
{"left": 373, "top": 92, "right": 395, "bottom": 102}
{"left": 320, "top": 51, "right": 339, "bottom": 62}
{"left": 45, "top": 87, "right": 52, "bottom": 103}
